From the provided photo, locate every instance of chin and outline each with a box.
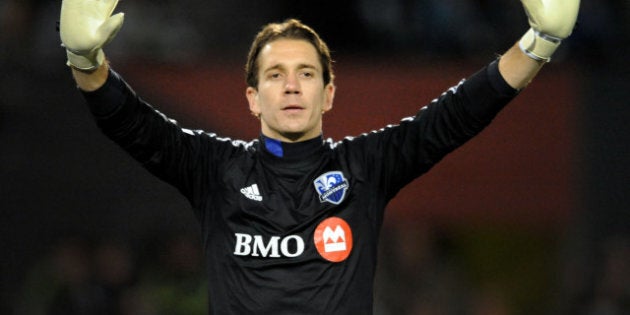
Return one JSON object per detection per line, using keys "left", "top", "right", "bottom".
{"left": 280, "top": 131, "right": 308, "bottom": 142}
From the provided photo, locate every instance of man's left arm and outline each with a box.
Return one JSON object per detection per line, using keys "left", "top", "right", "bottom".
{"left": 498, "top": 0, "right": 580, "bottom": 90}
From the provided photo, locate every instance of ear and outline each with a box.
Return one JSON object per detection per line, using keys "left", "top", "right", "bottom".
{"left": 246, "top": 87, "right": 260, "bottom": 116}
{"left": 322, "top": 83, "right": 335, "bottom": 113}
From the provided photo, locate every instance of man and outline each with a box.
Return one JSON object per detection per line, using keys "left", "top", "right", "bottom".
{"left": 59, "top": 0, "right": 580, "bottom": 313}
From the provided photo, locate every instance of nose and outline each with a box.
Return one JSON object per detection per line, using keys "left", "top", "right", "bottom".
{"left": 284, "top": 73, "right": 301, "bottom": 95}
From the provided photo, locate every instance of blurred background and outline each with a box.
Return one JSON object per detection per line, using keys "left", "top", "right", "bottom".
{"left": 1, "top": 0, "right": 628, "bottom": 314}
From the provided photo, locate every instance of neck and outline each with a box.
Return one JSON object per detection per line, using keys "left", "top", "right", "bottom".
{"left": 261, "top": 134, "right": 323, "bottom": 158}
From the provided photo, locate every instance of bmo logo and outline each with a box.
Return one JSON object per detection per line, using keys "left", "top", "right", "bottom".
{"left": 233, "top": 217, "right": 353, "bottom": 263}
{"left": 313, "top": 217, "right": 353, "bottom": 262}
{"left": 233, "top": 233, "right": 304, "bottom": 258}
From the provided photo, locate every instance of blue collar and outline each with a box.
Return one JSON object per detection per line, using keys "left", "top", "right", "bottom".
{"left": 261, "top": 135, "right": 324, "bottom": 159}
{"left": 264, "top": 137, "right": 284, "bottom": 157}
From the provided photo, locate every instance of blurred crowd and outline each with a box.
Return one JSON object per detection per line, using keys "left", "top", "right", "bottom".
{"left": 15, "top": 233, "right": 207, "bottom": 315}
{"left": 1, "top": 0, "right": 627, "bottom": 68}
{"left": 2, "top": 0, "right": 629, "bottom": 314}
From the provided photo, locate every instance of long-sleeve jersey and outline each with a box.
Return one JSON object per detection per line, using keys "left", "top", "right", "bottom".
{"left": 81, "top": 60, "right": 517, "bottom": 314}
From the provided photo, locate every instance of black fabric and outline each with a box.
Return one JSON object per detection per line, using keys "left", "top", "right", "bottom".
{"left": 81, "top": 59, "right": 517, "bottom": 314}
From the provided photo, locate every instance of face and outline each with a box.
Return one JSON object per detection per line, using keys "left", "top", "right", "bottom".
{"left": 246, "top": 39, "right": 335, "bottom": 142}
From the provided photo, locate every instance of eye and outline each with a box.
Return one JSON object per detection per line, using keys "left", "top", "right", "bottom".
{"left": 300, "top": 71, "right": 315, "bottom": 78}
{"left": 267, "top": 72, "right": 282, "bottom": 80}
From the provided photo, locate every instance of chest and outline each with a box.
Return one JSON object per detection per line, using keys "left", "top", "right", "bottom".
{"left": 222, "top": 155, "right": 352, "bottom": 229}
{"left": 206, "top": 153, "right": 379, "bottom": 260}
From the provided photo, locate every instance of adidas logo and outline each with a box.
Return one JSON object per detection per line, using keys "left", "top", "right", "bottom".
{"left": 240, "top": 184, "right": 262, "bottom": 201}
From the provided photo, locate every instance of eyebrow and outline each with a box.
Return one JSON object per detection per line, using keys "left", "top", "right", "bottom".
{"left": 263, "top": 63, "right": 319, "bottom": 73}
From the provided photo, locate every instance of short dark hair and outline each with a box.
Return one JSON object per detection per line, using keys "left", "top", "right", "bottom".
{"left": 245, "top": 19, "right": 334, "bottom": 89}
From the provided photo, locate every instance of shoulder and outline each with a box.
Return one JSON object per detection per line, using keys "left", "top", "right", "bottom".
{"left": 186, "top": 129, "right": 259, "bottom": 157}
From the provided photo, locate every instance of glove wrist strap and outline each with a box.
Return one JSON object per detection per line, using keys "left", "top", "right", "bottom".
{"left": 518, "top": 28, "right": 561, "bottom": 63}
{"left": 66, "top": 49, "right": 105, "bottom": 72}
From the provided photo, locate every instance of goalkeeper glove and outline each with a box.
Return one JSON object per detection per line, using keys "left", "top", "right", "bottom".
{"left": 59, "top": 0, "right": 124, "bottom": 71}
{"left": 519, "top": 0, "right": 580, "bottom": 62}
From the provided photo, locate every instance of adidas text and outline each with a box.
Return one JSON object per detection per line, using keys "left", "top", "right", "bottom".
{"left": 241, "top": 184, "right": 262, "bottom": 201}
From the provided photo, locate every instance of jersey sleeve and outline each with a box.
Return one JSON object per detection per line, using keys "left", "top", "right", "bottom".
{"left": 357, "top": 59, "right": 519, "bottom": 200}
{"left": 80, "top": 69, "right": 236, "bottom": 212}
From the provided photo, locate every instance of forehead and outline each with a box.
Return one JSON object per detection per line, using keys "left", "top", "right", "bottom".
{"left": 258, "top": 39, "right": 321, "bottom": 69}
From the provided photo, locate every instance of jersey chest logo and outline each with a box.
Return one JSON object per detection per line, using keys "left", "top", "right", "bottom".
{"left": 232, "top": 217, "right": 354, "bottom": 263}
{"left": 313, "top": 171, "right": 349, "bottom": 205}
{"left": 314, "top": 217, "right": 353, "bottom": 262}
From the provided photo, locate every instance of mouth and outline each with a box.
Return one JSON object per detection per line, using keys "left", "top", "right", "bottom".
{"left": 282, "top": 105, "right": 304, "bottom": 113}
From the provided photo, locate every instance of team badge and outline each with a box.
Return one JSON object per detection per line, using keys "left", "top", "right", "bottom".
{"left": 313, "top": 171, "right": 349, "bottom": 205}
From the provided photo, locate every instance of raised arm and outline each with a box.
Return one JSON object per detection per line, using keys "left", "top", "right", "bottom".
{"left": 498, "top": 0, "right": 580, "bottom": 90}
{"left": 60, "top": 0, "right": 123, "bottom": 91}
{"left": 71, "top": 63, "right": 110, "bottom": 92}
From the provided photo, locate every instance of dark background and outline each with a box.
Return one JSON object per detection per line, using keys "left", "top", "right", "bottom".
{"left": 1, "top": 1, "right": 628, "bottom": 314}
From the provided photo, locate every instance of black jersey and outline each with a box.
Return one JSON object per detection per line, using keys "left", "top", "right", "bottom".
{"left": 82, "top": 60, "right": 517, "bottom": 314}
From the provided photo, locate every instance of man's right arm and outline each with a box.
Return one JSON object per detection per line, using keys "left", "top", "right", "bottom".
{"left": 72, "top": 62, "right": 110, "bottom": 92}
{"left": 60, "top": 0, "right": 123, "bottom": 89}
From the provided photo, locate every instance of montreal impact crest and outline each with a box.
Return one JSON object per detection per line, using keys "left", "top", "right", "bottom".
{"left": 313, "top": 171, "right": 349, "bottom": 205}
